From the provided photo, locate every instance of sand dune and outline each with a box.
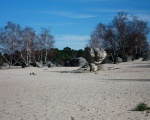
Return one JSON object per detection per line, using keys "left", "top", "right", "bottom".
{"left": 0, "top": 59, "right": 150, "bottom": 120}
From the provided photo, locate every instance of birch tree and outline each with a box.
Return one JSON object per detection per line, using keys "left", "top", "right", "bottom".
{"left": 22, "top": 27, "right": 36, "bottom": 66}
{"left": 0, "top": 21, "right": 22, "bottom": 66}
{"left": 36, "top": 28, "right": 54, "bottom": 62}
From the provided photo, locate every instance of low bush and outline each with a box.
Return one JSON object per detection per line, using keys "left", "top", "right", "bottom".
{"left": 134, "top": 102, "right": 150, "bottom": 111}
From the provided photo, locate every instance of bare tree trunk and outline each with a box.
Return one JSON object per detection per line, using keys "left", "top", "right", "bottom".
{"left": 2, "top": 55, "right": 11, "bottom": 66}
{"left": 26, "top": 54, "right": 29, "bottom": 66}
{"left": 38, "top": 54, "right": 40, "bottom": 61}
{"left": 40, "top": 51, "right": 43, "bottom": 62}
{"left": 44, "top": 49, "right": 47, "bottom": 63}
{"left": 12, "top": 55, "right": 22, "bottom": 66}
{"left": 135, "top": 46, "right": 138, "bottom": 54}
{"left": 26, "top": 52, "right": 30, "bottom": 66}
{"left": 20, "top": 54, "right": 27, "bottom": 65}
{"left": 28, "top": 52, "right": 31, "bottom": 66}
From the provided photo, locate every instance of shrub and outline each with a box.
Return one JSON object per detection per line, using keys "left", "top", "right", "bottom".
{"left": 134, "top": 102, "right": 150, "bottom": 111}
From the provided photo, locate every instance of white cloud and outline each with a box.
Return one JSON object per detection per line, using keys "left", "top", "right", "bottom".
{"left": 55, "top": 34, "right": 90, "bottom": 41}
{"left": 134, "top": 14, "right": 150, "bottom": 21}
{"left": 87, "top": 8, "right": 150, "bottom": 21}
{"left": 88, "top": 8, "right": 129, "bottom": 13}
{"left": 51, "top": 23, "right": 75, "bottom": 26}
{"left": 88, "top": 8, "right": 150, "bottom": 15}
{"left": 32, "top": 22, "right": 75, "bottom": 26}
{"left": 54, "top": 34, "right": 90, "bottom": 49}
{"left": 41, "top": 11, "right": 97, "bottom": 19}
{"left": 71, "top": 14, "right": 96, "bottom": 19}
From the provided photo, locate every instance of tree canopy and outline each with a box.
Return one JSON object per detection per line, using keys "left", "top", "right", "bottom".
{"left": 89, "top": 12, "right": 150, "bottom": 59}
{"left": 0, "top": 22, "right": 55, "bottom": 66}
{"left": 1, "top": 12, "right": 150, "bottom": 67}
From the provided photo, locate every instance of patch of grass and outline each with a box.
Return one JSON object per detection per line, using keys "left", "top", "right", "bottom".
{"left": 134, "top": 102, "right": 150, "bottom": 111}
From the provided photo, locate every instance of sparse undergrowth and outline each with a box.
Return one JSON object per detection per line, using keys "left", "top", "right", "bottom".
{"left": 134, "top": 102, "right": 150, "bottom": 111}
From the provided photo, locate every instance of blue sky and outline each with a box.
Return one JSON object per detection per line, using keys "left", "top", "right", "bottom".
{"left": 0, "top": 0, "right": 150, "bottom": 50}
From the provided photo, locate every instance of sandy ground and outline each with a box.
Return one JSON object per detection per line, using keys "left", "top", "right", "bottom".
{"left": 0, "top": 59, "right": 150, "bottom": 120}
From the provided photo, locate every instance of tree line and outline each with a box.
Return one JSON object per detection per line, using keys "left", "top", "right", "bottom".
{"left": 0, "top": 21, "right": 55, "bottom": 66}
{"left": 49, "top": 47, "right": 84, "bottom": 65}
{"left": 0, "top": 22, "right": 84, "bottom": 67}
{"left": 0, "top": 12, "right": 150, "bottom": 67}
{"left": 88, "top": 12, "right": 150, "bottom": 60}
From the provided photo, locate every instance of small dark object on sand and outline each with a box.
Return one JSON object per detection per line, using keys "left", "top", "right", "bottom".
{"left": 71, "top": 116, "right": 75, "bottom": 120}
{"left": 22, "top": 63, "right": 26, "bottom": 68}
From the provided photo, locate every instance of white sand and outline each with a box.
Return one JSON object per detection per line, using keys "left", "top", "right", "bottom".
{"left": 0, "top": 59, "right": 150, "bottom": 120}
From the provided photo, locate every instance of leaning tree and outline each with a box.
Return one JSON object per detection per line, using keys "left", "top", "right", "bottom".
{"left": 0, "top": 21, "right": 22, "bottom": 66}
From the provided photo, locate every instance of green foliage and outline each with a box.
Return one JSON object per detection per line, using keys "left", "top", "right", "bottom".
{"left": 76, "top": 49, "right": 84, "bottom": 57}
{"left": 134, "top": 102, "right": 150, "bottom": 111}
{"left": 49, "top": 47, "right": 84, "bottom": 64}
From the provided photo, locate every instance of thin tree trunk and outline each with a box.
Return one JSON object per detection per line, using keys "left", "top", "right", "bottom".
{"left": 45, "top": 49, "right": 47, "bottom": 63}
{"left": 12, "top": 54, "right": 22, "bottom": 66}
{"left": 2, "top": 55, "right": 11, "bottom": 66}
{"left": 27, "top": 53, "right": 29, "bottom": 66}
{"left": 40, "top": 51, "right": 43, "bottom": 62}
{"left": 20, "top": 54, "right": 27, "bottom": 66}
{"left": 135, "top": 46, "right": 138, "bottom": 54}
